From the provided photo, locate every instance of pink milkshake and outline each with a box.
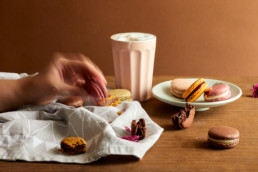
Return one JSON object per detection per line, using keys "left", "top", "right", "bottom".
{"left": 111, "top": 32, "right": 156, "bottom": 101}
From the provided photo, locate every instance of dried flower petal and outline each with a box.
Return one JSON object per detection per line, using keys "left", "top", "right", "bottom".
{"left": 253, "top": 83, "right": 258, "bottom": 98}
{"left": 121, "top": 135, "right": 140, "bottom": 142}
{"left": 196, "top": 136, "right": 206, "bottom": 140}
{"left": 125, "top": 126, "right": 131, "bottom": 132}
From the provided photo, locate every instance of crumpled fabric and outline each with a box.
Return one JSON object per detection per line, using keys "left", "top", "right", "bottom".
{"left": 0, "top": 72, "right": 163, "bottom": 163}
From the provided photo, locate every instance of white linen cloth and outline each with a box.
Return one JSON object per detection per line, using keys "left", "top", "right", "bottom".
{"left": 0, "top": 73, "right": 163, "bottom": 163}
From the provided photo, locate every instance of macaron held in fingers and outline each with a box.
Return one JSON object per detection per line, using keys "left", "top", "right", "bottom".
{"left": 84, "top": 76, "right": 109, "bottom": 104}
{"left": 182, "top": 78, "right": 208, "bottom": 102}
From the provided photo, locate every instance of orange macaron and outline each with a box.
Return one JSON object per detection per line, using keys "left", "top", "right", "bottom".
{"left": 182, "top": 78, "right": 208, "bottom": 102}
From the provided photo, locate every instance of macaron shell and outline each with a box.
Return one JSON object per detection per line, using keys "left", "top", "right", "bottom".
{"left": 208, "top": 126, "right": 239, "bottom": 139}
{"left": 170, "top": 89, "right": 184, "bottom": 98}
{"left": 170, "top": 79, "right": 193, "bottom": 98}
{"left": 182, "top": 78, "right": 205, "bottom": 99}
{"left": 206, "top": 84, "right": 230, "bottom": 96}
{"left": 108, "top": 89, "right": 132, "bottom": 101}
{"left": 207, "top": 139, "right": 239, "bottom": 149}
{"left": 186, "top": 82, "right": 208, "bottom": 102}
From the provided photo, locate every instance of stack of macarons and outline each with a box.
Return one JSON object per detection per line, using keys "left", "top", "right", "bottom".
{"left": 170, "top": 78, "right": 231, "bottom": 102}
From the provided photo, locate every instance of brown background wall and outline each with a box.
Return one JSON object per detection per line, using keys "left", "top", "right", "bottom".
{"left": 0, "top": 0, "right": 258, "bottom": 76}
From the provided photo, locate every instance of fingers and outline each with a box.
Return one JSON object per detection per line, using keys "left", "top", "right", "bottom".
{"left": 77, "top": 53, "right": 107, "bottom": 84}
{"left": 92, "top": 77, "right": 109, "bottom": 98}
{"left": 59, "top": 78, "right": 107, "bottom": 105}
{"left": 59, "top": 83, "right": 88, "bottom": 99}
{"left": 51, "top": 52, "right": 108, "bottom": 104}
{"left": 84, "top": 77, "right": 107, "bottom": 104}
{"left": 53, "top": 52, "right": 107, "bottom": 85}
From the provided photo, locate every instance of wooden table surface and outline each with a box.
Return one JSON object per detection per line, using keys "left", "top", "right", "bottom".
{"left": 1, "top": 76, "right": 258, "bottom": 171}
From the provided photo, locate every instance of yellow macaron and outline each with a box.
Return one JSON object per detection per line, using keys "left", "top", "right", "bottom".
{"left": 182, "top": 78, "right": 208, "bottom": 102}
{"left": 108, "top": 89, "right": 132, "bottom": 101}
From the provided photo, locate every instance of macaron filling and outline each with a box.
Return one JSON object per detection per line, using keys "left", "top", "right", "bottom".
{"left": 204, "top": 90, "right": 231, "bottom": 100}
{"left": 208, "top": 136, "right": 239, "bottom": 144}
{"left": 185, "top": 82, "right": 205, "bottom": 101}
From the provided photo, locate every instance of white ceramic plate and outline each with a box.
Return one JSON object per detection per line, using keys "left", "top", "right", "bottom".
{"left": 152, "top": 78, "right": 242, "bottom": 111}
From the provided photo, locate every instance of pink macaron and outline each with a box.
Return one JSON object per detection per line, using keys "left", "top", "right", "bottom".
{"left": 204, "top": 83, "right": 231, "bottom": 102}
{"left": 170, "top": 79, "right": 194, "bottom": 98}
{"left": 84, "top": 76, "right": 109, "bottom": 104}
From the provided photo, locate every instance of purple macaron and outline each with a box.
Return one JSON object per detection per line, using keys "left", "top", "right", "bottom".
{"left": 204, "top": 83, "right": 231, "bottom": 102}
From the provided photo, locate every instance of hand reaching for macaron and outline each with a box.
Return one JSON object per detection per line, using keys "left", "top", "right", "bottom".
{"left": 0, "top": 53, "right": 108, "bottom": 112}
{"left": 34, "top": 53, "right": 109, "bottom": 105}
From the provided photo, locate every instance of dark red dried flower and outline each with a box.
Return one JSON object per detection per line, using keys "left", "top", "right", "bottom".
{"left": 252, "top": 84, "right": 258, "bottom": 98}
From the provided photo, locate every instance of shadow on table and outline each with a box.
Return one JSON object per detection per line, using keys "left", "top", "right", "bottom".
{"left": 90, "top": 155, "right": 139, "bottom": 165}
{"left": 183, "top": 139, "right": 228, "bottom": 151}
{"left": 141, "top": 98, "right": 181, "bottom": 119}
{"left": 192, "top": 140, "right": 210, "bottom": 149}
{"left": 4, "top": 155, "right": 139, "bottom": 166}
{"left": 162, "top": 123, "right": 178, "bottom": 131}
{"left": 245, "top": 95, "right": 253, "bottom": 98}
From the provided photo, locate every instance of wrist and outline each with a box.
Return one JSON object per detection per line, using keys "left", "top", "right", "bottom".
{"left": 16, "top": 77, "right": 34, "bottom": 105}
{"left": 0, "top": 78, "right": 33, "bottom": 112}
{"left": 18, "top": 74, "right": 59, "bottom": 105}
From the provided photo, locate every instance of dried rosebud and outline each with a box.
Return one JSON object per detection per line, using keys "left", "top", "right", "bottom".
{"left": 125, "top": 126, "right": 131, "bottom": 132}
{"left": 252, "top": 83, "right": 258, "bottom": 98}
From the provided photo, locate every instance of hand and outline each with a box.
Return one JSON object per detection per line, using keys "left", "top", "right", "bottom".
{"left": 23, "top": 53, "right": 108, "bottom": 105}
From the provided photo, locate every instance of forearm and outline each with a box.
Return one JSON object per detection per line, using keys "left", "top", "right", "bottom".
{"left": 0, "top": 78, "right": 32, "bottom": 112}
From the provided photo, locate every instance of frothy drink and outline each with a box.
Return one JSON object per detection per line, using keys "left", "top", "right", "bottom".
{"left": 112, "top": 32, "right": 155, "bottom": 41}
{"left": 111, "top": 32, "right": 156, "bottom": 101}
